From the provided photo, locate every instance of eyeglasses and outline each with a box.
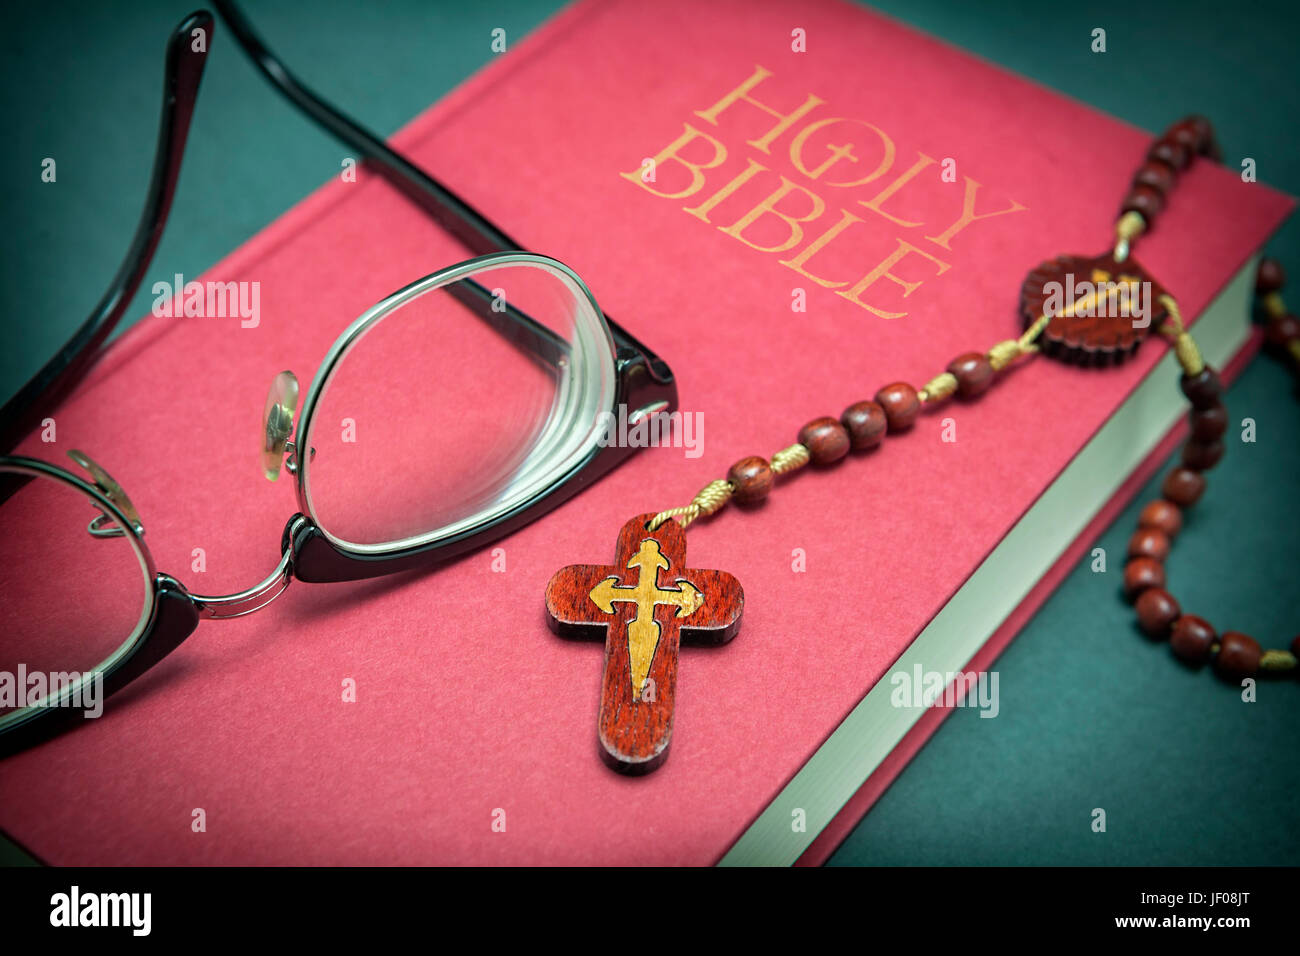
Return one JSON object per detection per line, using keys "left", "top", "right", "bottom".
{"left": 0, "top": 1, "right": 677, "bottom": 755}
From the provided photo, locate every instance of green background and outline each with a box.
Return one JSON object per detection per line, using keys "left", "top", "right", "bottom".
{"left": 2, "top": 0, "right": 1297, "bottom": 866}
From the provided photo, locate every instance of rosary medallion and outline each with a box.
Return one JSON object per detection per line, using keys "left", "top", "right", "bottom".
{"left": 1019, "top": 248, "right": 1171, "bottom": 366}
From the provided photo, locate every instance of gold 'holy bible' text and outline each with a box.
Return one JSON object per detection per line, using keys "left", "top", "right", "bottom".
{"left": 621, "top": 65, "right": 1028, "bottom": 319}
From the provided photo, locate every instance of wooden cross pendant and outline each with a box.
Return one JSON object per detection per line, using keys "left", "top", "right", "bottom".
{"left": 545, "top": 513, "right": 743, "bottom": 774}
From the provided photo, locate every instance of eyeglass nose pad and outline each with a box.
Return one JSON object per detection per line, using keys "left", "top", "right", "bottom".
{"left": 261, "top": 370, "right": 300, "bottom": 482}
{"left": 67, "top": 449, "right": 146, "bottom": 538}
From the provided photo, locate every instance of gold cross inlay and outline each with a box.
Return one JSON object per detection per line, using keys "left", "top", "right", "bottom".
{"left": 588, "top": 538, "right": 705, "bottom": 701}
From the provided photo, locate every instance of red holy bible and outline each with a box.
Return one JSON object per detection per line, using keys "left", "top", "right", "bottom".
{"left": 0, "top": 0, "right": 1290, "bottom": 864}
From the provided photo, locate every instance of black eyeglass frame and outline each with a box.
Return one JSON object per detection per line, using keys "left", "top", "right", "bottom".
{"left": 0, "top": 3, "right": 677, "bottom": 755}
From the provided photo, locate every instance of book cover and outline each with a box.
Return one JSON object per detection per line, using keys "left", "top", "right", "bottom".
{"left": 0, "top": 0, "right": 1290, "bottom": 864}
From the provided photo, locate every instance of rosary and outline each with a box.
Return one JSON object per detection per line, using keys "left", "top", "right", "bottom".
{"left": 545, "top": 115, "right": 1300, "bottom": 774}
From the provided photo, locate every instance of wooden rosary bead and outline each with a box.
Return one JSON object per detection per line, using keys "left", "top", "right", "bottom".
{"left": 1189, "top": 403, "right": 1228, "bottom": 441}
{"left": 1121, "top": 185, "right": 1164, "bottom": 221}
{"left": 874, "top": 382, "right": 920, "bottom": 432}
{"left": 1264, "top": 314, "right": 1300, "bottom": 348}
{"left": 1255, "top": 257, "right": 1285, "bottom": 294}
{"left": 1123, "top": 557, "right": 1165, "bottom": 600}
{"left": 1170, "top": 117, "right": 1206, "bottom": 155}
{"left": 1138, "top": 499, "right": 1182, "bottom": 539}
{"left": 840, "top": 400, "right": 887, "bottom": 450}
{"left": 1181, "top": 439, "right": 1224, "bottom": 472}
{"left": 1179, "top": 367, "right": 1221, "bottom": 409}
{"left": 1185, "top": 115, "right": 1216, "bottom": 154}
{"left": 1136, "top": 587, "right": 1181, "bottom": 638}
{"left": 1215, "top": 631, "right": 1262, "bottom": 680}
{"left": 1128, "top": 527, "right": 1171, "bottom": 562}
{"left": 1161, "top": 467, "right": 1206, "bottom": 507}
{"left": 1169, "top": 614, "right": 1216, "bottom": 665}
{"left": 1170, "top": 121, "right": 1196, "bottom": 151}
{"left": 797, "top": 417, "right": 850, "bottom": 465}
{"left": 727, "top": 456, "right": 773, "bottom": 505}
{"left": 946, "top": 352, "right": 994, "bottom": 398}
{"left": 1148, "top": 137, "right": 1190, "bottom": 171}
{"left": 1133, "top": 160, "right": 1175, "bottom": 195}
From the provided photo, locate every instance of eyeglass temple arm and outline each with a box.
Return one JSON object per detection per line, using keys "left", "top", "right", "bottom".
{"left": 0, "top": 11, "right": 213, "bottom": 457}
{"left": 214, "top": 0, "right": 518, "bottom": 257}
{"left": 213, "top": 0, "right": 570, "bottom": 368}
{"left": 213, "top": 0, "right": 674, "bottom": 385}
